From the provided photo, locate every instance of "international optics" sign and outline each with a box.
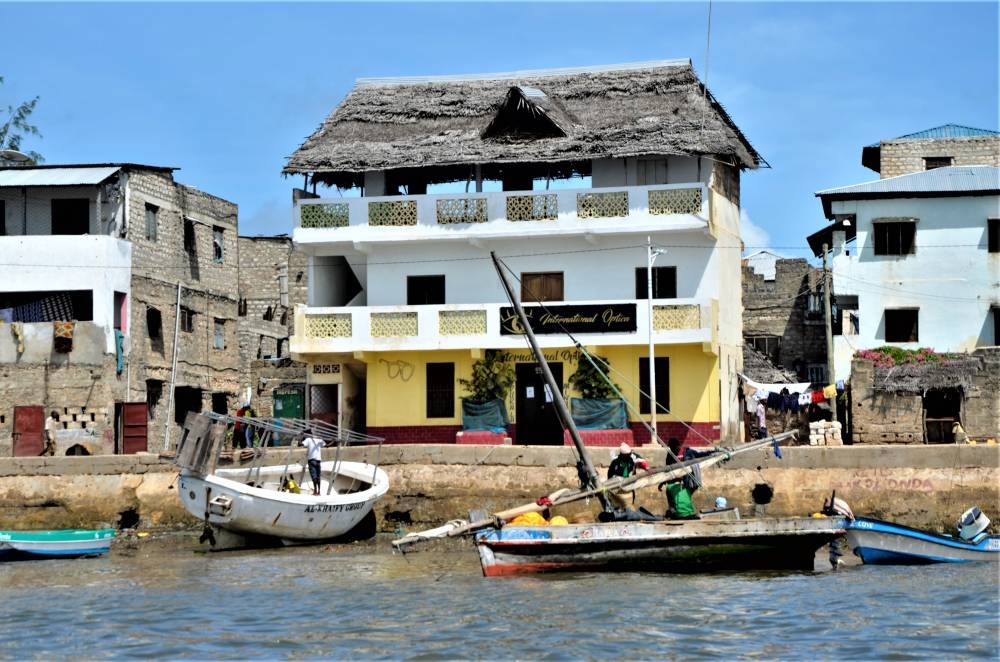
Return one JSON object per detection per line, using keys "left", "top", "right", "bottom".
{"left": 500, "top": 304, "right": 637, "bottom": 335}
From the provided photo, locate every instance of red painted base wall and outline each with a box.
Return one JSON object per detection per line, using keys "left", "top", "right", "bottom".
{"left": 366, "top": 421, "right": 719, "bottom": 446}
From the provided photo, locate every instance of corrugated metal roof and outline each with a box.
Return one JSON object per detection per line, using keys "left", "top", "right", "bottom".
{"left": 0, "top": 166, "right": 121, "bottom": 187}
{"left": 866, "top": 124, "right": 999, "bottom": 148}
{"left": 816, "top": 166, "right": 999, "bottom": 196}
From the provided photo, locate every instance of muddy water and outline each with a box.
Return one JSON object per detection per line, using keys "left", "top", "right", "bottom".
{"left": 1, "top": 533, "right": 997, "bottom": 660}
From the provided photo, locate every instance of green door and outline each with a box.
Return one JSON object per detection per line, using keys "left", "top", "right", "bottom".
{"left": 273, "top": 386, "right": 304, "bottom": 419}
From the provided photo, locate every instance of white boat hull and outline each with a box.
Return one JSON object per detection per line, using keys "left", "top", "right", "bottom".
{"left": 178, "top": 460, "right": 389, "bottom": 545}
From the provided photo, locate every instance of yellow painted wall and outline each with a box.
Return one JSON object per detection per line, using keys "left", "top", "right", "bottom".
{"left": 365, "top": 344, "right": 719, "bottom": 427}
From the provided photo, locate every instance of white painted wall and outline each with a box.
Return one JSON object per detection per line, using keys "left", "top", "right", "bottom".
{"left": 830, "top": 194, "right": 1000, "bottom": 380}
{"left": 0, "top": 186, "right": 100, "bottom": 235}
{"left": 0, "top": 235, "right": 132, "bottom": 353}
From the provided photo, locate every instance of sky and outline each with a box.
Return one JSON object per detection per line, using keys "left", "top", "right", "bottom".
{"left": 2, "top": 1, "right": 997, "bottom": 261}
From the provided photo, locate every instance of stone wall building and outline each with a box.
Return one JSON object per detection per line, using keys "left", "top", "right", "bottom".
{"left": 0, "top": 164, "right": 240, "bottom": 455}
{"left": 742, "top": 258, "right": 828, "bottom": 384}
{"left": 236, "top": 235, "right": 308, "bottom": 421}
{"left": 848, "top": 348, "right": 1000, "bottom": 444}
{"left": 861, "top": 124, "right": 999, "bottom": 179}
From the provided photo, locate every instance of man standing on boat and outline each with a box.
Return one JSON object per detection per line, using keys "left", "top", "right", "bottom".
{"left": 607, "top": 443, "right": 648, "bottom": 479}
{"left": 301, "top": 429, "right": 325, "bottom": 496}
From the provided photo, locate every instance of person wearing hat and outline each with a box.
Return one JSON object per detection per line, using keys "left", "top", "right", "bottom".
{"left": 607, "top": 442, "right": 648, "bottom": 479}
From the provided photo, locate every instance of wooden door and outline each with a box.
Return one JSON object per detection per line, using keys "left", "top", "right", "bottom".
{"left": 515, "top": 362, "right": 564, "bottom": 445}
{"left": 13, "top": 406, "right": 44, "bottom": 456}
{"left": 120, "top": 402, "right": 148, "bottom": 454}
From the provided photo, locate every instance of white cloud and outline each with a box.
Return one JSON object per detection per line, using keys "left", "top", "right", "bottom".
{"left": 740, "top": 208, "right": 772, "bottom": 251}
{"left": 242, "top": 200, "right": 293, "bottom": 236}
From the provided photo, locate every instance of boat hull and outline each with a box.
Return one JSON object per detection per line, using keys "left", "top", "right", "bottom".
{"left": 178, "top": 460, "right": 389, "bottom": 545}
{"left": 0, "top": 529, "right": 115, "bottom": 560}
{"left": 846, "top": 517, "right": 1000, "bottom": 565}
{"left": 475, "top": 517, "right": 846, "bottom": 577}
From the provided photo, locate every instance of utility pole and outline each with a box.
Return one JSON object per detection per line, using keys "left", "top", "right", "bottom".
{"left": 822, "top": 243, "right": 837, "bottom": 422}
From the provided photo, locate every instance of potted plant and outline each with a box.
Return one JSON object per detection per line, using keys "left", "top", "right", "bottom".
{"left": 459, "top": 349, "right": 514, "bottom": 431}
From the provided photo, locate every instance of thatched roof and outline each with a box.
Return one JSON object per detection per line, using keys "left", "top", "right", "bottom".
{"left": 872, "top": 355, "right": 984, "bottom": 394}
{"left": 743, "top": 345, "right": 798, "bottom": 383}
{"left": 284, "top": 60, "right": 764, "bottom": 185}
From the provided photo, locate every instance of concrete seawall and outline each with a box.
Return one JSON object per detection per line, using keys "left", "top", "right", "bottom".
{"left": 1, "top": 445, "right": 997, "bottom": 534}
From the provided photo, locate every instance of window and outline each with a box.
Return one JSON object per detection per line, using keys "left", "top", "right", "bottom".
{"left": 807, "top": 365, "right": 827, "bottom": 384}
{"left": 146, "top": 379, "right": 163, "bottom": 419}
{"left": 746, "top": 335, "right": 781, "bottom": 364}
{"left": 213, "top": 319, "right": 225, "bottom": 349}
{"left": 521, "top": 272, "right": 563, "bottom": 302}
{"left": 238, "top": 297, "right": 247, "bottom": 317}
{"left": 180, "top": 306, "right": 194, "bottom": 333}
{"left": 145, "top": 203, "right": 158, "bottom": 241}
{"left": 885, "top": 308, "right": 918, "bottom": 342}
{"left": 873, "top": 220, "right": 916, "bottom": 256}
{"left": 213, "top": 226, "right": 224, "bottom": 263}
{"left": 989, "top": 218, "right": 1000, "bottom": 253}
{"left": 992, "top": 307, "right": 1000, "bottom": 346}
{"left": 807, "top": 292, "right": 822, "bottom": 315}
{"left": 636, "top": 158, "right": 667, "bottom": 185}
{"left": 634, "top": 266, "right": 677, "bottom": 299}
{"left": 426, "top": 362, "right": 455, "bottom": 418}
{"left": 407, "top": 275, "right": 445, "bottom": 305}
{"left": 51, "top": 198, "right": 89, "bottom": 235}
{"left": 146, "top": 307, "right": 162, "bottom": 340}
{"left": 924, "top": 156, "right": 953, "bottom": 170}
{"left": 639, "top": 357, "right": 670, "bottom": 415}
{"left": 183, "top": 218, "right": 196, "bottom": 254}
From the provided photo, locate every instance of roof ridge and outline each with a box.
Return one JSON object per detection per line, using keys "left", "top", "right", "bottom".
{"left": 355, "top": 59, "right": 692, "bottom": 87}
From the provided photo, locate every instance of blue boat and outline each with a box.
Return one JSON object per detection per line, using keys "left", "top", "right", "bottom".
{"left": 0, "top": 529, "right": 115, "bottom": 560}
{"left": 846, "top": 508, "right": 1000, "bottom": 565}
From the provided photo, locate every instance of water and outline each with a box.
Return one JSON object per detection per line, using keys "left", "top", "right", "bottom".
{"left": 1, "top": 534, "right": 998, "bottom": 660}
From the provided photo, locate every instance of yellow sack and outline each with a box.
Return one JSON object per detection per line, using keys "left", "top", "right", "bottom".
{"left": 549, "top": 515, "right": 569, "bottom": 526}
{"left": 508, "top": 511, "right": 547, "bottom": 526}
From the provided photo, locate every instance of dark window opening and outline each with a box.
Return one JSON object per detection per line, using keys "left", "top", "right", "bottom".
{"left": 0, "top": 290, "right": 92, "bottom": 322}
{"left": 279, "top": 309, "right": 288, "bottom": 325}
{"left": 212, "top": 226, "right": 224, "bottom": 263}
{"left": 407, "top": 275, "right": 446, "bottom": 305}
{"left": 634, "top": 266, "right": 677, "bottom": 299}
{"left": 146, "top": 307, "right": 162, "bottom": 339}
{"left": 988, "top": 218, "right": 1000, "bottom": 253}
{"left": 639, "top": 357, "right": 670, "bottom": 415}
{"left": 276, "top": 337, "right": 286, "bottom": 357}
{"left": 146, "top": 379, "right": 163, "bottom": 420}
{"left": 211, "top": 392, "right": 228, "bottom": 415}
{"left": 992, "top": 307, "right": 1000, "bottom": 346}
{"left": 180, "top": 306, "right": 194, "bottom": 333}
{"left": 183, "top": 218, "right": 196, "bottom": 254}
{"left": 145, "top": 203, "right": 158, "bottom": 241}
{"left": 746, "top": 335, "right": 782, "bottom": 364}
{"left": 263, "top": 306, "right": 274, "bottom": 321}
{"left": 923, "top": 388, "right": 962, "bottom": 443}
{"left": 885, "top": 308, "right": 918, "bottom": 342}
{"left": 51, "top": 198, "right": 89, "bottom": 235}
{"left": 521, "top": 272, "right": 563, "bottom": 303}
{"left": 924, "top": 156, "right": 953, "bottom": 170}
{"left": 873, "top": 221, "right": 916, "bottom": 256}
{"left": 238, "top": 297, "right": 247, "bottom": 317}
{"left": 173, "top": 386, "right": 203, "bottom": 426}
{"left": 426, "top": 362, "right": 455, "bottom": 418}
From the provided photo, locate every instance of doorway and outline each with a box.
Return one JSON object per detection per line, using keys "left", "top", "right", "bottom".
{"left": 13, "top": 406, "right": 44, "bottom": 456}
{"left": 515, "top": 362, "right": 564, "bottom": 445}
{"left": 923, "top": 388, "right": 961, "bottom": 443}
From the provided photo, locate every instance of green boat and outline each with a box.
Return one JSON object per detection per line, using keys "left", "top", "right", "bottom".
{"left": 0, "top": 529, "right": 115, "bottom": 559}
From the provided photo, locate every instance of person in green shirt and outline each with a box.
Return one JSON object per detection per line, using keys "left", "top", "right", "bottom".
{"left": 664, "top": 480, "right": 698, "bottom": 519}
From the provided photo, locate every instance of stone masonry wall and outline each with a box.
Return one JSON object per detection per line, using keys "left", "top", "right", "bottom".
{"left": 124, "top": 170, "right": 241, "bottom": 450}
{"left": 878, "top": 136, "right": 1000, "bottom": 178}
{"left": 742, "top": 258, "right": 827, "bottom": 380}
{"left": 237, "top": 235, "right": 309, "bottom": 414}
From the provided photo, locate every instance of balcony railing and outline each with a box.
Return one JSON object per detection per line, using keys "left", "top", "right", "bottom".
{"left": 292, "top": 299, "right": 712, "bottom": 355}
{"left": 295, "top": 183, "right": 706, "bottom": 231}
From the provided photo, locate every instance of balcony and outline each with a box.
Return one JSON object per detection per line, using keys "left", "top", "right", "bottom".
{"left": 294, "top": 183, "right": 707, "bottom": 246}
{"left": 291, "top": 298, "right": 714, "bottom": 356}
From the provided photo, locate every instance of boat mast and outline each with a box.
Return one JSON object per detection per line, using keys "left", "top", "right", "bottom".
{"left": 491, "top": 253, "right": 606, "bottom": 499}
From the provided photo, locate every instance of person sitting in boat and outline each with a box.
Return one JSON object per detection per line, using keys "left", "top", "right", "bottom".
{"left": 607, "top": 443, "right": 649, "bottom": 479}
{"left": 282, "top": 477, "right": 301, "bottom": 494}
{"left": 663, "top": 479, "right": 698, "bottom": 520}
{"left": 300, "top": 429, "right": 326, "bottom": 496}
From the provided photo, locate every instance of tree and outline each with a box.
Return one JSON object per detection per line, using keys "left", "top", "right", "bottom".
{"left": 0, "top": 76, "right": 43, "bottom": 163}
{"left": 459, "top": 349, "right": 514, "bottom": 403}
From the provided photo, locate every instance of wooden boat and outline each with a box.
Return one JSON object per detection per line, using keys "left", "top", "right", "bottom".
{"left": 175, "top": 412, "right": 389, "bottom": 549}
{"left": 476, "top": 517, "right": 847, "bottom": 576}
{"left": 0, "top": 529, "right": 115, "bottom": 560}
{"left": 394, "top": 252, "right": 845, "bottom": 576}
{"left": 846, "top": 509, "right": 1000, "bottom": 565}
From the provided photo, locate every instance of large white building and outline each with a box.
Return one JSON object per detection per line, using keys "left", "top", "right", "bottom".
{"left": 286, "top": 61, "right": 764, "bottom": 445}
{"left": 811, "top": 165, "right": 1000, "bottom": 381}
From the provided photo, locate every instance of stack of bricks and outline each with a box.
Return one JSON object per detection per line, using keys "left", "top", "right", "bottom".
{"left": 809, "top": 421, "right": 843, "bottom": 446}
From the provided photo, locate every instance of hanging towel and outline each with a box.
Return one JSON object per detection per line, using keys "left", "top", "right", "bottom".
{"left": 114, "top": 330, "right": 125, "bottom": 375}
{"left": 798, "top": 392, "right": 812, "bottom": 407}
{"left": 53, "top": 321, "right": 75, "bottom": 353}
{"left": 11, "top": 322, "right": 25, "bottom": 353}
{"left": 823, "top": 384, "right": 837, "bottom": 399}
{"left": 812, "top": 390, "right": 825, "bottom": 403}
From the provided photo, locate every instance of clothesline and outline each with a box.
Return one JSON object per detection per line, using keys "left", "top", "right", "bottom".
{"left": 739, "top": 373, "right": 844, "bottom": 413}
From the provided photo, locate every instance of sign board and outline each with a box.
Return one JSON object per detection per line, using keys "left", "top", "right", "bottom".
{"left": 500, "top": 303, "right": 637, "bottom": 335}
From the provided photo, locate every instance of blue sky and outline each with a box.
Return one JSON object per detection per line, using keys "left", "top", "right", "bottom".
{"left": 2, "top": 2, "right": 997, "bottom": 258}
